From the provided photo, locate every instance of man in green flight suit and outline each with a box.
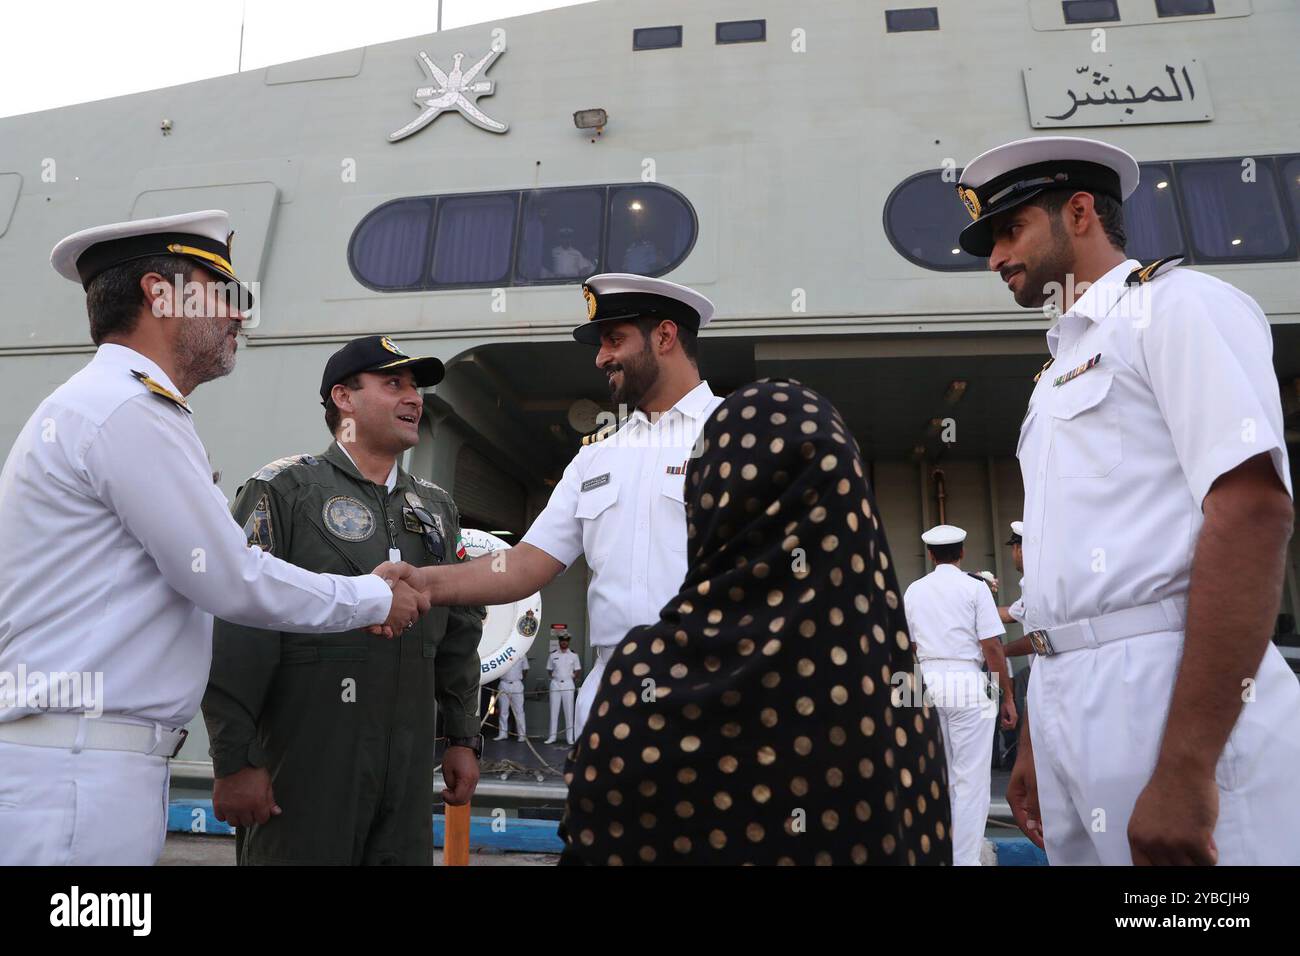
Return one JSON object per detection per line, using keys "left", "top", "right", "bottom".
{"left": 201, "top": 335, "right": 485, "bottom": 865}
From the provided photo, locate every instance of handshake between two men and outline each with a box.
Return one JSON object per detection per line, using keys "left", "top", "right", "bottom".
{"left": 368, "top": 543, "right": 566, "bottom": 638}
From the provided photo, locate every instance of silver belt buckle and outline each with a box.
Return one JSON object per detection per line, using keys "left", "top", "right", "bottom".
{"left": 1026, "top": 629, "right": 1055, "bottom": 657}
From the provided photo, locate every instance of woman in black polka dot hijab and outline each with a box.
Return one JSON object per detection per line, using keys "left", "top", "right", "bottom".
{"left": 560, "top": 380, "right": 952, "bottom": 865}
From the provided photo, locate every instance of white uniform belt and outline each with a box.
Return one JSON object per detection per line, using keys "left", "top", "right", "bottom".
{"left": 1026, "top": 597, "right": 1186, "bottom": 657}
{"left": 0, "top": 712, "right": 187, "bottom": 758}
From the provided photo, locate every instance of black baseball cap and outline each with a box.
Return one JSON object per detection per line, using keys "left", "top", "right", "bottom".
{"left": 319, "top": 335, "right": 445, "bottom": 404}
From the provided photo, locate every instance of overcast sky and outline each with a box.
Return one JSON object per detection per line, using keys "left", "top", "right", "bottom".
{"left": 0, "top": 0, "right": 593, "bottom": 118}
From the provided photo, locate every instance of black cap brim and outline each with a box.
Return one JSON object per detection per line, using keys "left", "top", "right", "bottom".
{"left": 957, "top": 189, "right": 1046, "bottom": 258}
{"left": 366, "top": 355, "right": 445, "bottom": 388}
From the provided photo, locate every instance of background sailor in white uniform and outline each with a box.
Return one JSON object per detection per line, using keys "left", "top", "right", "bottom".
{"left": 388, "top": 274, "right": 724, "bottom": 739}
{"left": 959, "top": 135, "right": 1300, "bottom": 864}
{"left": 0, "top": 211, "right": 427, "bottom": 865}
{"left": 903, "top": 524, "right": 1017, "bottom": 865}
{"left": 494, "top": 654, "right": 529, "bottom": 741}
{"left": 545, "top": 629, "right": 582, "bottom": 745}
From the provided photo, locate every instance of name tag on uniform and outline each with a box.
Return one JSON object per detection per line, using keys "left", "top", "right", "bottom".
{"left": 581, "top": 473, "right": 611, "bottom": 493}
{"left": 1053, "top": 353, "right": 1101, "bottom": 388}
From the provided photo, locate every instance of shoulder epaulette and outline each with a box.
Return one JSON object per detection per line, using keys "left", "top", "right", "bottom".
{"left": 1126, "top": 254, "right": 1184, "bottom": 285}
{"left": 411, "top": 474, "right": 449, "bottom": 495}
{"left": 581, "top": 419, "right": 623, "bottom": 447}
{"left": 1032, "top": 358, "right": 1054, "bottom": 383}
{"left": 130, "top": 369, "right": 191, "bottom": 414}
{"left": 248, "top": 454, "right": 317, "bottom": 483}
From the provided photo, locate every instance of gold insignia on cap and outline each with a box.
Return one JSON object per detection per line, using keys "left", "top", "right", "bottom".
{"left": 958, "top": 186, "right": 982, "bottom": 221}
{"left": 380, "top": 336, "right": 406, "bottom": 356}
{"left": 166, "top": 243, "right": 237, "bottom": 278}
{"left": 582, "top": 285, "right": 597, "bottom": 321}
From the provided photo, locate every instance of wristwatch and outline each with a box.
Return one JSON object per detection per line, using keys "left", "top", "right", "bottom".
{"left": 446, "top": 735, "right": 483, "bottom": 759}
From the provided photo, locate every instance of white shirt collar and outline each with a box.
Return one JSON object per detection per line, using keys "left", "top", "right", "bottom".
{"left": 95, "top": 343, "right": 186, "bottom": 400}
{"left": 338, "top": 443, "right": 397, "bottom": 492}
{"left": 630, "top": 380, "right": 717, "bottom": 426}
{"left": 1046, "top": 258, "right": 1139, "bottom": 357}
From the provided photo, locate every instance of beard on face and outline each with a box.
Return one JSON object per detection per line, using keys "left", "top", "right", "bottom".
{"left": 607, "top": 336, "right": 661, "bottom": 409}
{"left": 175, "top": 308, "right": 239, "bottom": 390}
{"left": 1007, "top": 211, "right": 1075, "bottom": 309}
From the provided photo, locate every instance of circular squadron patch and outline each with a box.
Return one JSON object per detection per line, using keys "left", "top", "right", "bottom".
{"left": 322, "top": 496, "right": 376, "bottom": 542}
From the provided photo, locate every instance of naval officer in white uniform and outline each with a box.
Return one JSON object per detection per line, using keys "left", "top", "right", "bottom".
{"left": 903, "top": 524, "right": 1017, "bottom": 865}
{"left": 545, "top": 629, "right": 582, "bottom": 745}
{"left": 0, "top": 212, "right": 427, "bottom": 865}
{"left": 494, "top": 654, "right": 529, "bottom": 741}
{"left": 958, "top": 136, "right": 1300, "bottom": 864}
{"left": 389, "top": 274, "right": 724, "bottom": 736}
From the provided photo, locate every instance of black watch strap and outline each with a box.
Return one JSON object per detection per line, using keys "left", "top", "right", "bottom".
{"left": 447, "top": 735, "right": 483, "bottom": 758}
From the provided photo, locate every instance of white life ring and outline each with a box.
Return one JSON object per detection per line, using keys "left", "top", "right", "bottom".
{"left": 461, "top": 529, "right": 543, "bottom": 686}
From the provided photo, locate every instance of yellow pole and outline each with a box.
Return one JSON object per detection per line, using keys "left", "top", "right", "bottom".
{"left": 444, "top": 802, "right": 471, "bottom": 865}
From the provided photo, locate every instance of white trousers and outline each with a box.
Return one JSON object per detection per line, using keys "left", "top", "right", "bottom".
{"left": 1028, "top": 630, "right": 1300, "bottom": 865}
{"left": 922, "top": 662, "right": 996, "bottom": 866}
{"left": 497, "top": 687, "right": 525, "bottom": 737}
{"left": 0, "top": 739, "right": 170, "bottom": 865}
{"left": 574, "top": 646, "right": 614, "bottom": 732}
{"left": 549, "top": 687, "right": 575, "bottom": 743}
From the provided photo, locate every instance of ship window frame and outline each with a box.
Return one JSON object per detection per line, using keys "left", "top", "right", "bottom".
{"left": 716, "top": 19, "right": 766, "bottom": 44}
{"left": 633, "top": 25, "right": 683, "bottom": 51}
{"left": 348, "top": 183, "right": 699, "bottom": 293}
{"left": 1155, "top": 0, "right": 1216, "bottom": 17}
{"left": 885, "top": 8, "right": 940, "bottom": 32}
{"left": 1062, "top": 0, "right": 1121, "bottom": 24}
{"left": 886, "top": 154, "right": 1300, "bottom": 271}
{"left": 1173, "top": 156, "right": 1296, "bottom": 264}
{"left": 882, "top": 169, "right": 985, "bottom": 272}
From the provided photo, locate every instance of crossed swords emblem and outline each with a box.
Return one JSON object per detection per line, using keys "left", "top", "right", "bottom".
{"left": 389, "top": 44, "right": 508, "bottom": 141}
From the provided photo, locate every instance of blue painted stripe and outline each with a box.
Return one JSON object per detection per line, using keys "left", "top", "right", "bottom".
{"left": 166, "top": 799, "right": 564, "bottom": 853}
{"left": 991, "top": 837, "right": 1050, "bottom": 866}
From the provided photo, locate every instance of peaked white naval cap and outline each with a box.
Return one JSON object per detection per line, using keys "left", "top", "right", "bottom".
{"left": 922, "top": 524, "right": 967, "bottom": 546}
{"left": 575, "top": 273, "right": 714, "bottom": 346}
{"left": 50, "top": 209, "right": 251, "bottom": 306}
{"left": 955, "top": 136, "right": 1140, "bottom": 256}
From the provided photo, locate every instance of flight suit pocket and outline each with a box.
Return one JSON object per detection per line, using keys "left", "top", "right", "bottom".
{"left": 1049, "top": 371, "right": 1122, "bottom": 478}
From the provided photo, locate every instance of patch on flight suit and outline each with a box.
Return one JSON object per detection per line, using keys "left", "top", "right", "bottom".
{"left": 322, "top": 495, "right": 376, "bottom": 542}
{"left": 250, "top": 454, "right": 316, "bottom": 483}
{"left": 517, "top": 609, "right": 539, "bottom": 637}
{"left": 402, "top": 507, "right": 423, "bottom": 533}
{"left": 243, "top": 494, "right": 274, "bottom": 552}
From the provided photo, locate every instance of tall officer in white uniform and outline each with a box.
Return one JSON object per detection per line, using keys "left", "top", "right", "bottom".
{"left": 391, "top": 274, "right": 725, "bottom": 734}
{"left": 494, "top": 653, "right": 529, "bottom": 741}
{"left": 958, "top": 137, "right": 1300, "bottom": 864}
{"left": 903, "top": 525, "right": 1016, "bottom": 865}
{"left": 0, "top": 212, "right": 427, "bottom": 865}
{"left": 545, "top": 629, "right": 582, "bottom": 745}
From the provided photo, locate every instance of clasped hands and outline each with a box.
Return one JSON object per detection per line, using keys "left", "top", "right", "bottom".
{"left": 368, "top": 561, "right": 432, "bottom": 638}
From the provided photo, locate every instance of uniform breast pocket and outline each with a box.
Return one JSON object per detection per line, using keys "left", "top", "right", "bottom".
{"left": 1049, "top": 370, "right": 1122, "bottom": 478}
{"left": 660, "top": 474, "right": 687, "bottom": 551}
{"left": 575, "top": 481, "right": 619, "bottom": 564}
